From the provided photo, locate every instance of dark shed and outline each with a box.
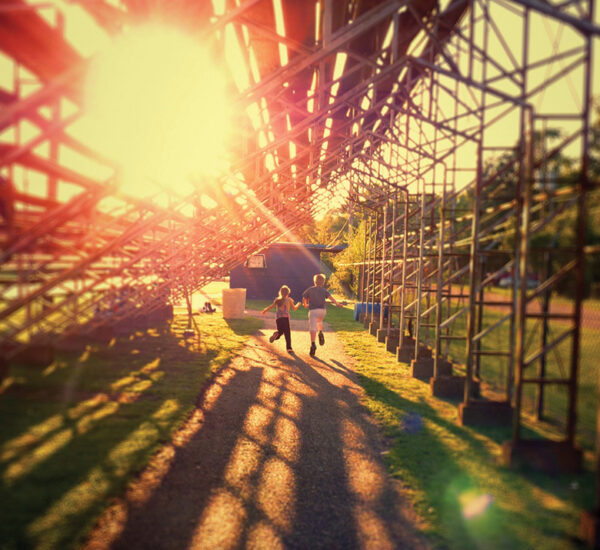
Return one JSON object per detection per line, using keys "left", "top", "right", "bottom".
{"left": 229, "top": 243, "right": 345, "bottom": 300}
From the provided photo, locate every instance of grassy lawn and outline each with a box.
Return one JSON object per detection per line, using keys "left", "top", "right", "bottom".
{"left": 0, "top": 311, "right": 262, "bottom": 550}
{"left": 325, "top": 302, "right": 596, "bottom": 550}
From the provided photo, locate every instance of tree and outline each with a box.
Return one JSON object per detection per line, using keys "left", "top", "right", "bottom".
{"left": 330, "top": 219, "right": 366, "bottom": 297}
{"left": 524, "top": 99, "right": 600, "bottom": 297}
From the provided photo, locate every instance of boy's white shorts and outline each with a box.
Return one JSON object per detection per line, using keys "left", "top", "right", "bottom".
{"left": 308, "top": 308, "right": 326, "bottom": 331}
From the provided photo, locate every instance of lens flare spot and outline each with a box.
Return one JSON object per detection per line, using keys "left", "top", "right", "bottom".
{"left": 85, "top": 24, "right": 232, "bottom": 195}
{"left": 460, "top": 491, "right": 494, "bottom": 519}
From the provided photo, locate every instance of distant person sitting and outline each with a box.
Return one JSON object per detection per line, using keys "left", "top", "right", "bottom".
{"left": 302, "top": 273, "right": 343, "bottom": 357}
{"left": 201, "top": 302, "right": 216, "bottom": 313}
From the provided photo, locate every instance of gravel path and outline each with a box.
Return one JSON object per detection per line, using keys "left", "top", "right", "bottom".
{"left": 85, "top": 313, "right": 428, "bottom": 550}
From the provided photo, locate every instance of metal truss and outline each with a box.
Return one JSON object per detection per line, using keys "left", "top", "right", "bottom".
{"left": 0, "top": 0, "right": 599, "bottom": 489}
{"left": 349, "top": 0, "right": 599, "bottom": 480}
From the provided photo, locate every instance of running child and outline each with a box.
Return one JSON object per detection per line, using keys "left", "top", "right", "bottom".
{"left": 302, "top": 273, "right": 344, "bottom": 357}
{"left": 262, "top": 285, "right": 299, "bottom": 354}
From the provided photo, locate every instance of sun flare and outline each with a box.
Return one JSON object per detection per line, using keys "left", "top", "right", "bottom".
{"left": 85, "top": 24, "right": 232, "bottom": 196}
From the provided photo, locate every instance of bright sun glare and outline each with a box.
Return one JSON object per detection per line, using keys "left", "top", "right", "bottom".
{"left": 85, "top": 24, "right": 232, "bottom": 196}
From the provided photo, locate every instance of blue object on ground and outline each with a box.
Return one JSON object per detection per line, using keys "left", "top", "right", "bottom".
{"left": 353, "top": 302, "right": 384, "bottom": 321}
{"left": 400, "top": 412, "right": 424, "bottom": 434}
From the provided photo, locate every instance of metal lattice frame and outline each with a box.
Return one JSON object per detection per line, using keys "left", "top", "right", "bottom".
{"left": 0, "top": 0, "right": 598, "bottom": 480}
{"left": 346, "top": 0, "right": 598, "bottom": 471}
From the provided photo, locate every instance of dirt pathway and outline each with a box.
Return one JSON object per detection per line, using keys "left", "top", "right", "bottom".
{"left": 84, "top": 314, "right": 428, "bottom": 550}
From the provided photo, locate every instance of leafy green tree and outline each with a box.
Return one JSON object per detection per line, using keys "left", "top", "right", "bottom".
{"left": 330, "top": 219, "right": 366, "bottom": 297}
{"left": 523, "top": 99, "right": 600, "bottom": 297}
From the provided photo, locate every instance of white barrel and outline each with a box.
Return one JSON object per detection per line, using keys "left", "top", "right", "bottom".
{"left": 222, "top": 288, "right": 246, "bottom": 319}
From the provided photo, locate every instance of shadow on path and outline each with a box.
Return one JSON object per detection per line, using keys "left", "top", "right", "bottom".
{"left": 86, "top": 327, "right": 428, "bottom": 550}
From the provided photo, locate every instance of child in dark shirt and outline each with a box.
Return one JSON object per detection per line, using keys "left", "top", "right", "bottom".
{"left": 262, "top": 285, "right": 299, "bottom": 353}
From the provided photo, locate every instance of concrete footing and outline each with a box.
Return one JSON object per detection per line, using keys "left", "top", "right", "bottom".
{"left": 364, "top": 315, "right": 380, "bottom": 329}
{"left": 392, "top": 336, "right": 414, "bottom": 357}
{"left": 580, "top": 510, "right": 600, "bottom": 548}
{"left": 458, "top": 399, "right": 513, "bottom": 426}
{"left": 430, "top": 375, "right": 475, "bottom": 399}
{"left": 376, "top": 328, "right": 388, "bottom": 343}
{"left": 397, "top": 345, "right": 424, "bottom": 363}
{"left": 396, "top": 340, "right": 431, "bottom": 364}
{"left": 501, "top": 439, "right": 583, "bottom": 473}
{"left": 385, "top": 335, "right": 398, "bottom": 353}
{"left": 418, "top": 346, "right": 433, "bottom": 359}
{"left": 410, "top": 357, "right": 452, "bottom": 379}
{"left": 396, "top": 345, "right": 414, "bottom": 363}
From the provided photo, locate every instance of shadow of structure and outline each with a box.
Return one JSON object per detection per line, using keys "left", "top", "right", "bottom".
{"left": 94, "top": 337, "right": 428, "bottom": 550}
{"left": 0, "top": 328, "right": 220, "bottom": 550}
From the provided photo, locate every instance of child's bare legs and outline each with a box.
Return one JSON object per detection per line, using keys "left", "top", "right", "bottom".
{"left": 317, "top": 317, "right": 325, "bottom": 345}
{"left": 310, "top": 320, "right": 325, "bottom": 343}
{"left": 308, "top": 309, "right": 326, "bottom": 355}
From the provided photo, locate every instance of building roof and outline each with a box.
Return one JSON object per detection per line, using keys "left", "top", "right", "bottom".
{"left": 268, "top": 242, "right": 347, "bottom": 254}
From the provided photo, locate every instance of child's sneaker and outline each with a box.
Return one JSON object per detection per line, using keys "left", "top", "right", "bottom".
{"left": 318, "top": 331, "right": 325, "bottom": 346}
{"left": 287, "top": 348, "right": 294, "bottom": 354}
{"left": 310, "top": 343, "right": 316, "bottom": 356}
{"left": 269, "top": 332, "right": 279, "bottom": 343}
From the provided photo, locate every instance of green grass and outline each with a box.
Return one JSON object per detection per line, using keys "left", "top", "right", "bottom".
{"left": 0, "top": 312, "right": 262, "bottom": 550}
{"left": 1, "top": 294, "right": 595, "bottom": 549}
{"left": 328, "top": 304, "right": 596, "bottom": 550}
